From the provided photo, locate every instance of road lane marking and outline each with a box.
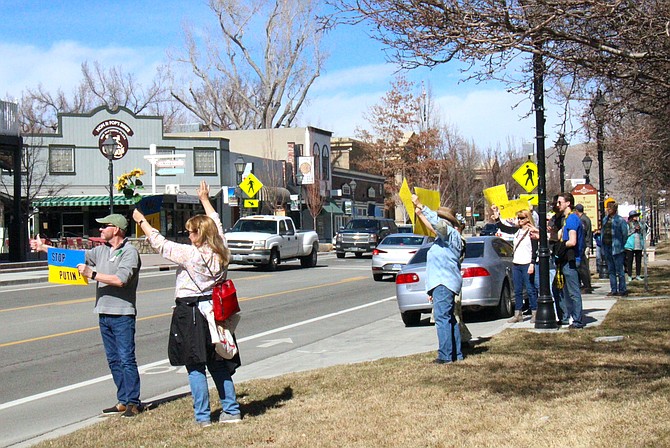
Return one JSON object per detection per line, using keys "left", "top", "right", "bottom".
{"left": 0, "top": 276, "right": 369, "bottom": 346}
{"left": 0, "top": 295, "right": 395, "bottom": 410}
{"left": 0, "top": 274, "right": 275, "bottom": 314}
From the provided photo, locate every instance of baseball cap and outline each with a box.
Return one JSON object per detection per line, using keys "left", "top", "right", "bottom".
{"left": 96, "top": 214, "right": 128, "bottom": 231}
{"left": 629, "top": 210, "right": 640, "bottom": 218}
{"left": 575, "top": 204, "right": 584, "bottom": 212}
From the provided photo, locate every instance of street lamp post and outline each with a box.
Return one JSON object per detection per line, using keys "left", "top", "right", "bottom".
{"left": 592, "top": 91, "right": 608, "bottom": 279}
{"left": 555, "top": 133, "right": 569, "bottom": 192}
{"left": 101, "top": 136, "right": 117, "bottom": 214}
{"left": 582, "top": 154, "right": 593, "bottom": 184}
{"left": 349, "top": 179, "right": 357, "bottom": 217}
{"left": 296, "top": 171, "right": 304, "bottom": 229}
{"left": 234, "top": 156, "right": 245, "bottom": 217}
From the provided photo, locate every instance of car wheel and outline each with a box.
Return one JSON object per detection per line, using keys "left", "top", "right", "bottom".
{"left": 401, "top": 311, "right": 421, "bottom": 327}
{"left": 300, "top": 242, "right": 318, "bottom": 268}
{"left": 266, "top": 249, "right": 279, "bottom": 271}
{"left": 355, "top": 252, "right": 363, "bottom": 258}
{"left": 373, "top": 273, "right": 383, "bottom": 281}
{"left": 336, "top": 252, "right": 345, "bottom": 259}
{"left": 497, "top": 281, "right": 513, "bottom": 318}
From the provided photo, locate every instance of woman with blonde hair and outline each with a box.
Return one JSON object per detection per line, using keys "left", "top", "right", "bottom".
{"left": 491, "top": 206, "right": 539, "bottom": 323}
{"left": 132, "top": 181, "right": 241, "bottom": 427}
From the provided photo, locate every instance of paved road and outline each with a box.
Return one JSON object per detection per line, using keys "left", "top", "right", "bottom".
{"left": 0, "top": 252, "right": 617, "bottom": 447}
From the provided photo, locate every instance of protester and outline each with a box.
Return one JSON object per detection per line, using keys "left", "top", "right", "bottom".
{"left": 133, "top": 181, "right": 241, "bottom": 427}
{"left": 625, "top": 210, "right": 646, "bottom": 281}
{"left": 30, "top": 214, "right": 143, "bottom": 417}
{"left": 574, "top": 204, "right": 593, "bottom": 294}
{"left": 412, "top": 194, "right": 463, "bottom": 364}
{"left": 601, "top": 201, "right": 629, "bottom": 296}
{"left": 555, "top": 192, "right": 585, "bottom": 329}
{"left": 491, "top": 206, "right": 539, "bottom": 323}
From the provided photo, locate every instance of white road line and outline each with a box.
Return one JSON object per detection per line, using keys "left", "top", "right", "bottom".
{"left": 0, "top": 296, "right": 395, "bottom": 411}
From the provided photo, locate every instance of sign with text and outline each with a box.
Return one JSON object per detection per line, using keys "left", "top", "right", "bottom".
{"left": 47, "top": 247, "right": 88, "bottom": 285}
{"left": 483, "top": 184, "right": 509, "bottom": 206}
{"left": 572, "top": 183, "right": 599, "bottom": 228}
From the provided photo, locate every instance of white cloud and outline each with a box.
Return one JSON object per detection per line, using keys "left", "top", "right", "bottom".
{"left": 0, "top": 41, "right": 166, "bottom": 100}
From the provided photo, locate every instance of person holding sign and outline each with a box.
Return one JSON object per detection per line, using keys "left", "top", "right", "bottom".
{"left": 491, "top": 205, "right": 539, "bottom": 323}
{"left": 412, "top": 194, "right": 463, "bottom": 364}
{"left": 30, "top": 214, "right": 142, "bottom": 418}
{"left": 132, "top": 181, "right": 241, "bottom": 427}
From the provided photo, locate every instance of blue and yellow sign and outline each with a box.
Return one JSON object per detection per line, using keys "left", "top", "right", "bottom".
{"left": 47, "top": 248, "right": 88, "bottom": 285}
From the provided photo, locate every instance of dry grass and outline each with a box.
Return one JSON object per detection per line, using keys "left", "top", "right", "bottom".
{"left": 36, "top": 244, "right": 670, "bottom": 448}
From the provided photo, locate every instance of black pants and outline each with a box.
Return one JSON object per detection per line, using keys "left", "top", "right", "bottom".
{"left": 625, "top": 250, "right": 642, "bottom": 277}
{"left": 578, "top": 250, "right": 592, "bottom": 290}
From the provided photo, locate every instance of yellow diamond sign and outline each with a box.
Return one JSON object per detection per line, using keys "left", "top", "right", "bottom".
{"left": 239, "top": 173, "right": 263, "bottom": 198}
{"left": 512, "top": 161, "right": 538, "bottom": 193}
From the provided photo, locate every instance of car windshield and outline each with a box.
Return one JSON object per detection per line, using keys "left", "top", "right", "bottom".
{"left": 407, "top": 241, "right": 485, "bottom": 265}
{"left": 229, "top": 220, "right": 276, "bottom": 234}
{"left": 344, "top": 219, "right": 378, "bottom": 230}
{"left": 382, "top": 236, "right": 425, "bottom": 246}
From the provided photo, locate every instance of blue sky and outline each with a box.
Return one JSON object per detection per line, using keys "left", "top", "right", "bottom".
{"left": 0, "top": 0, "right": 568, "bottom": 151}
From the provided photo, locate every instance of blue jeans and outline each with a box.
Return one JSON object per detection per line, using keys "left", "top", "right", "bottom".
{"left": 187, "top": 360, "right": 240, "bottom": 423}
{"left": 513, "top": 263, "right": 537, "bottom": 311}
{"left": 432, "top": 285, "right": 463, "bottom": 362}
{"left": 561, "top": 262, "right": 584, "bottom": 327}
{"left": 603, "top": 245, "right": 627, "bottom": 294}
{"left": 99, "top": 314, "right": 141, "bottom": 405}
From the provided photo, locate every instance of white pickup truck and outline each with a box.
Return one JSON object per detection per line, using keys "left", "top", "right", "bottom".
{"left": 224, "top": 215, "right": 319, "bottom": 270}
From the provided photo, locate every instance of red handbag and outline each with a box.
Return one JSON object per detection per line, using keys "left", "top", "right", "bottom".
{"left": 212, "top": 279, "right": 240, "bottom": 322}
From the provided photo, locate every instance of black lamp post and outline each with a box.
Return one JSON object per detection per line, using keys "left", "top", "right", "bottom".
{"left": 101, "top": 136, "right": 117, "bottom": 214}
{"left": 234, "top": 156, "right": 245, "bottom": 216}
{"left": 555, "top": 133, "right": 569, "bottom": 193}
{"left": 296, "top": 171, "right": 304, "bottom": 229}
{"left": 349, "top": 179, "right": 357, "bottom": 217}
{"left": 582, "top": 154, "right": 593, "bottom": 184}
{"left": 592, "top": 91, "right": 608, "bottom": 279}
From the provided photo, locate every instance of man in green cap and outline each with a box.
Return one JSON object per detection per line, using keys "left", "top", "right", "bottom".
{"left": 30, "top": 213, "right": 142, "bottom": 417}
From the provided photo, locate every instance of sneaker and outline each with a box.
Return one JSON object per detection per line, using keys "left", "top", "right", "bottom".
{"left": 620, "top": 291, "right": 629, "bottom": 297}
{"left": 121, "top": 403, "right": 141, "bottom": 418}
{"left": 219, "top": 413, "right": 242, "bottom": 424}
{"left": 102, "top": 403, "right": 126, "bottom": 414}
{"left": 606, "top": 292, "right": 619, "bottom": 297}
{"left": 568, "top": 324, "right": 584, "bottom": 330}
{"left": 196, "top": 420, "right": 212, "bottom": 428}
{"left": 635, "top": 276, "right": 643, "bottom": 281}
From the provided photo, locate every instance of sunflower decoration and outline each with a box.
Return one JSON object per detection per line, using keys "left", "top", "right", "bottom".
{"left": 115, "top": 169, "right": 145, "bottom": 202}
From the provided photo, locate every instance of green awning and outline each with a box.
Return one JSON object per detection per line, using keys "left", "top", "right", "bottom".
{"left": 321, "top": 201, "right": 344, "bottom": 214}
{"left": 32, "top": 195, "right": 144, "bottom": 207}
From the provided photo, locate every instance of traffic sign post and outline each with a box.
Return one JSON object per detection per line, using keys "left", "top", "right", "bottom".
{"left": 239, "top": 173, "right": 263, "bottom": 198}
{"left": 143, "top": 152, "right": 186, "bottom": 194}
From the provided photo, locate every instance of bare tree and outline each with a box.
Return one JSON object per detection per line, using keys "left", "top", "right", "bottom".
{"left": 171, "top": 0, "right": 325, "bottom": 130}
{"left": 20, "top": 61, "right": 182, "bottom": 133}
{"left": 304, "top": 182, "right": 325, "bottom": 230}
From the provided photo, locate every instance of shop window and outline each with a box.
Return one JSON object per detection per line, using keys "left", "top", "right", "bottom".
{"left": 49, "top": 146, "right": 75, "bottom": 174}
{"left": 194, "top": 148, "right": 217, "bottom": 175}
{"left": 321, "top": 144, "right": 330, "bottom": 179}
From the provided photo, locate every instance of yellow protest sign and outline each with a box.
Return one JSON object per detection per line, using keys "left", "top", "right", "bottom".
{"left": 136, "top": 213, "right": 160, "bottom": 237}
{"left": 239, "top": 173, "right": 263, "bottom": 198}
{"left": 499, "top": 198, "right": 532, "bottom": 220}
{"left": 483, "top": 185, "right": 509, "bottom": 206}
{"left": 512, "top": 161, "right": 539, "bottom": 193}
{"left": 398, "top": 179, "right": 415, "bottom": 224}
{"left": 415, "top": 187, "right": 440, "bottom": 237}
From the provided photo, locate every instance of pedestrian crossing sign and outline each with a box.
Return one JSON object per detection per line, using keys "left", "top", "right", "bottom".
{"left": 244, "top": 199, "right": 259, "bottom": 208}
{"left": 512, "top": 161, "right": 538, "bottom": 193}
{"left": 239, "top": 173, "right": 263, "bottom": 198}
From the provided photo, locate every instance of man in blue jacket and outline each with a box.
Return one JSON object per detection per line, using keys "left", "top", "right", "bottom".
{"left": 601, "top": 201, "right": 629, "bottom": 296}
{"left": 557, "top": 192, "right": 585, "bottom": 329}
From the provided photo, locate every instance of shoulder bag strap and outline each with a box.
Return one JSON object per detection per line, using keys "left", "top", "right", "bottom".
{"left": 514, "top": 230, "right": 529, "bottom": 253}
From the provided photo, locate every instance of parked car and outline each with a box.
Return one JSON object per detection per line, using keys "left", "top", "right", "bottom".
{"left": 335, "top": 217, "right": 398, "bottom": 258}
{"left": 371, "top": 233, "right": 434, "bottom": 281}
{"left": 395, "top": 236, "right": 515, "bottom": 326}
{"left": 479, "top": 223, "right": 498, "bottom": 236}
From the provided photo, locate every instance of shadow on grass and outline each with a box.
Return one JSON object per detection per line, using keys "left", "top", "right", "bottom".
{"left": 143, "top": 392, "right": 192, "bottom": 411}
{"left": 213, "top": 385, "right": 294, "bottom": 420}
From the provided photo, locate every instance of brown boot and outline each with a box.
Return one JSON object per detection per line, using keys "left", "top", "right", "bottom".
{"left": 507, "top": 310, "right": 523, "bottom": 323}
{"left": 530, "top": 310, "right": 537, "bottom": 324}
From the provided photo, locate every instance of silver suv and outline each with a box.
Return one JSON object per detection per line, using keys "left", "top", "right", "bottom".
{"left": 335, "top": 218, "right": 398, "bottom": 258}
